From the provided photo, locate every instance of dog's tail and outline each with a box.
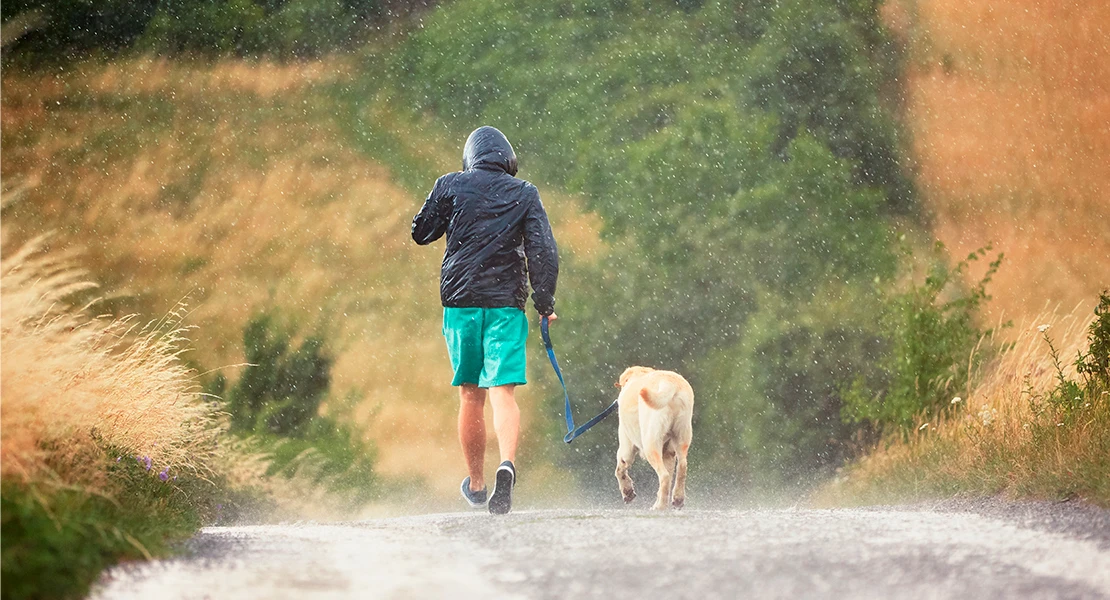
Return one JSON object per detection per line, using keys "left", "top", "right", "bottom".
{"left": 638, "top": 378, "right": 677, "bottom": 410}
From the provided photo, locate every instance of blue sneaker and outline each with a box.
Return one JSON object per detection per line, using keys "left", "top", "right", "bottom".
{"left": 488, "top": 461, "right": 516, "bottom": 515}
{"left": 460, "top": 477, "right": 487, "bottom": 508}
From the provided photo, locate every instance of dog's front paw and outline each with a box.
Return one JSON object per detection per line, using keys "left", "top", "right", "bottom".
{"left": 622, "top": 488, "right": 636, "bottom": 503}
{"left": 650, "top": 501, "right": 668, "bottom": 511}
{"left": 672, "top": 497, "right": 685, "bottom": 510}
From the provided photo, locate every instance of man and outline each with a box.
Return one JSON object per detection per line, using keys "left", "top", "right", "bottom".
{"left": 412, "top": 126, "right": 559, "bottom": 515}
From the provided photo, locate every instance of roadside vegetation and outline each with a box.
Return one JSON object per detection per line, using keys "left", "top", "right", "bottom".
{"left": 0, "top": 237, "right": 226, "bottom": 600}
{"left": 818, "top": 293, "right": 1110, "bottom": 508}
{"left": 810, "top": 0, "right": 1110, "bottom": 509}
{"left": 0, "top": 0, "right": 427, "bottom": 59}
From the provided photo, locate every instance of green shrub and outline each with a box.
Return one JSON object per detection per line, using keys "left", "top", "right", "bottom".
{"left": 2, "top": 0, "right": 387, "bottom": 59}
{"left": 1, "top": 0, "right": 158, "bottom": 56}
{"left": 225, "top": 313, "right": 331, "bottom": 436}
{"left": 1035, "top": 290, "right": 1110, "bottom": 417}
{"left": 842, "top": 244, "right": 1003, "bottom": 430}
{"left": 1075, "top": 291, "right": 1110, "bottom": 390}
{"left": 216, "top": 313, "right": 377, "bottom": 504}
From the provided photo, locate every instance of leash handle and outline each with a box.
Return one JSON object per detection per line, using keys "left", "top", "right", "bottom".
{"left": 541, "top": 316, "right": 618, "bottom": 444}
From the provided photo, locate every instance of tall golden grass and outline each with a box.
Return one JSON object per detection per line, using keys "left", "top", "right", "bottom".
{"left": 0, "top": 235, "right": 220, "bottom": 491}
{"left": 884, "top": 0, "right": 1110, "bottom": 326}
{"left": 817, "top": 304, "right": 1109, "bottom": 506}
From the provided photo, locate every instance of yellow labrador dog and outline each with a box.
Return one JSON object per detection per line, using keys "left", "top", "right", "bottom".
{"left": 613, "top": 366, "right": 694, "bottom": 510}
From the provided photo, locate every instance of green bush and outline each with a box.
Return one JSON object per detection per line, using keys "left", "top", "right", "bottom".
{"left": 214, "top": 313, "right": 377, "bottom": 504}
{"left": 1076, "top": 291, "right": 1110, "bottom": 391}
{"left": 842, "top": 244, "right": 1003, "bottom": 430}
{"left": 1, "top": 0, "right": 158, "bottom": 56}
{"left": 223, "top": 313, "right": 331, "bottom": 436}
{"left": 1037, "top": 290, "right": 1110, "bottom": 417}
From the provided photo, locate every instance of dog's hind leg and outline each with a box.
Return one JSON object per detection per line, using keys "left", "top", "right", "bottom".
{"left": 662, "top": 442, "right": 677, "bottom": 505}
{"left": 615, "top": 431, "right": 637, "bottom": 503}
{"left": 672, "top": 443, "right": 689, "bottom": 509}
{"left": 642, "top": 437, "right": 672, "bottom": 511}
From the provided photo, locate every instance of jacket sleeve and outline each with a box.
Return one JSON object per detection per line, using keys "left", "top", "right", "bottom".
{"left": 411, "top": 175, "right": 453, "bottom": 245}
{"left": 523, "top": 187, "right": 559, "bottom": 316}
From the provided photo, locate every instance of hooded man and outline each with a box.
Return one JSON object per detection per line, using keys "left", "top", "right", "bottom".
{"left": 412, "top": 126, "right": 559, "bottom": 515}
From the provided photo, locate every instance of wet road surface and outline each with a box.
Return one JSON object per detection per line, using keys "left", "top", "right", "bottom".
{"left": 92, "top": 503, "right": 1110, "bottom": 599}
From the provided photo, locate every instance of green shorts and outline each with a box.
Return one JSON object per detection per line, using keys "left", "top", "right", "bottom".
{"left": 442, "top": 307, "right": 529, "bottom": 388}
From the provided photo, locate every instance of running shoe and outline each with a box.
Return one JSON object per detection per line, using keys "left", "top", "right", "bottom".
{"left": 488, "top": 460, "right": 516, "bottom": 515}
{"left": 460, "top": 476, "right": 487, "bottom": 508}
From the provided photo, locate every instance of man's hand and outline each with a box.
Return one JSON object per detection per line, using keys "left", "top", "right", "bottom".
{"left": 545, "top": 313, "right": 558, "bottom": 323}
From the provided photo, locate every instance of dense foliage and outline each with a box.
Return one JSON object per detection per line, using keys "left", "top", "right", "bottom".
{"left": 224, "top": 313, "right": 332, "bottom": 436}
{"left": 0, "top": 0, "right": 405, "bottom": 58}
{"left": 392, "top": 0, "right": 993, "bottom": 488}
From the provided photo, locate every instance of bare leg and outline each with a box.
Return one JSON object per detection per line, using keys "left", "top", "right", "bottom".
{"left": 458, "top": 384, "right": 487, "bottom": 491}
{"left": 487, "top": 385, "right": 519, "bottom": 464}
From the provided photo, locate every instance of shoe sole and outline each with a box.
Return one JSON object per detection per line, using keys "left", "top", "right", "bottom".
{"left": 488, "top": 466, "right": 514, "bottom": 515}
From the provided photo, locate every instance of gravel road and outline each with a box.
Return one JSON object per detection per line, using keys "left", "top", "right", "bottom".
{"left": 91, "top": 500, "right": 1110, "bottom": 600}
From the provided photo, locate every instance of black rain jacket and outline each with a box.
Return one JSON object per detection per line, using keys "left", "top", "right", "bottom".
{"left": 411, "top": 126, "right": 558, "bottom": 316}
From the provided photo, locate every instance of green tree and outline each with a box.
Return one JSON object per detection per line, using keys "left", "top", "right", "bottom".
{"left": 396, "top": 0, "right": 915, "bottom": 486}
{"left": 226, "top": 313, "right": 331, "bottom": 436}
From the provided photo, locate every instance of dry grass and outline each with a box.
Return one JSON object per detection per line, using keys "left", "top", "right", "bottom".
{"left": 817, "top": 303, "right": 1109, "bottom": 507}
{"left": 884, "top": 0, "right": 1110, "bottom": 326}
{"left": 1, "top": 56, "right": 602, "bottom": 498}
{"left": 0, "top": 235, "right": 220, "bottom": 491}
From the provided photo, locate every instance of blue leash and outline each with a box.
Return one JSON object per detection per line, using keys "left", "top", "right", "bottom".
{"left": 541, "top": 316, "right": 619, "bottom": 443}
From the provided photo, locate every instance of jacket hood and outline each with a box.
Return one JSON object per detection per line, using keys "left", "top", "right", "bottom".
{"left": 462, "top": 126, "right": 518, "bottom": 176}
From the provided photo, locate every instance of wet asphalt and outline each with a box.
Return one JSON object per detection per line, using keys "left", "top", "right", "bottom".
{"left": 91, "top": 500, "right": 1110, "bottom": 600}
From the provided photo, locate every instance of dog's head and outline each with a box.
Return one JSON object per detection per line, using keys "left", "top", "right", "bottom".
{"left": 616, "top": 366, "right": 655, "bottom": 388}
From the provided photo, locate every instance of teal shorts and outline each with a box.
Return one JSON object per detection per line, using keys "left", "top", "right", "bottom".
{"left": 442, "top": 307, "right": 529, "bottom": 388}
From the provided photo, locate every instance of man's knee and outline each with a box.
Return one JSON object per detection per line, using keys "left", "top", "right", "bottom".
{"left": 459, "top": 384, "right": 485, "bottom": 405}
{"left": 488, "top": 385, "right": 517, "bottom": 406}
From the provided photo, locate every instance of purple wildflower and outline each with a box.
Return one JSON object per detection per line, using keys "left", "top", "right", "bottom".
{"left": 142, "top": 456, "right": 152, "bottom": 471}
{"left": 116, "top": 457, "right": 121, "bottom": 463}
{"left": 158, "top": 468, "right": 170, "bottom": 482}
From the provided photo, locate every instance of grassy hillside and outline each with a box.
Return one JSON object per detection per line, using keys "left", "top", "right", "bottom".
{"left": 814, "top": 0, "right": 1110, "bottom": 507}
{"left": 0, "top": 55, "right": 600, "bottom": 503}
{"left": 885, "top": 0, "right": 1110, "bottom": 323}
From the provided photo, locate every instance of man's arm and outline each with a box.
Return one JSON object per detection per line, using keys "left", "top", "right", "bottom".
{"left": 412, "top": 175, "right": 452, "bottom": 245}
{"left": 523, "top": 188, "right": 559, "bottom": 316}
